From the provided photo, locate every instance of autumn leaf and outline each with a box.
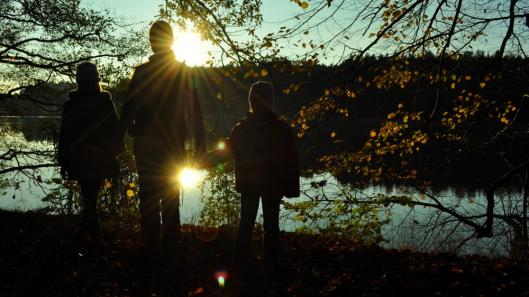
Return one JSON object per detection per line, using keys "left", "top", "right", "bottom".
{"left": 300, "top": 1, "right": 309, "bottom": 9}
{"left": 260, "top": 69, "right": 268, "bottom": 77}
{"left": 370, "top": 130, "right": 377, "bottom": 138}
{"left": 126, "top": 189, "right": 135, "bottom": 198}
{"left": 103, "top": 179, "right": 112, "bottom": 189}
{"left": 346, "top": 90, "right": 356, "bottom": 98}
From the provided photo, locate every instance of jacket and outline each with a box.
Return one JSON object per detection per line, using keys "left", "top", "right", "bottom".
{"left": 229, "top": 111, "right": 300, "bottom": 197}
{"left": 120, "top": 51, "right": 206, "bottom": 156}
{"left": 57, "top": 90, "right": 121, "bottom": 179}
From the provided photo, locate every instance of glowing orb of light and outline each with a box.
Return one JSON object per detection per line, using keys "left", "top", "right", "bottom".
{"left": 217, "top": 140, "right": 226, "bottom": 151}
{"left": 172, "top": 29, "right": 211, "bottom": 67}
{"left": 178, "top": 167, "right": 204, "bottom": 188}
{"left": 217, "top": 276, "right": 225, "bottom": 288}
{"left": 214, "top": 271, "right": 229, "bottom": 289}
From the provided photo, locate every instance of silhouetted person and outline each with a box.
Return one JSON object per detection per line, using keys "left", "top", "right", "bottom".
{"left": 217, "top": 81, "right": 300, "bottom": 278}
{"left": 120, "top": 20, "right": 206, "bottom": 257}
{"left": 57, "top": 62, "right": 121, "bottom": 246}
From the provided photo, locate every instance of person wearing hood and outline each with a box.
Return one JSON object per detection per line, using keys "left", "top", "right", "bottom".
{"left": 213, "top": 81, "right": 300, "bottom": 278}
{"left": 57, "top": 62, "right": 121, "bottom": 246}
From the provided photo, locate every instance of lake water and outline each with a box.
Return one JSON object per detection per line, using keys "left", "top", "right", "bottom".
{"left": 0, "top": 117, "right": 517, "bottom": 257}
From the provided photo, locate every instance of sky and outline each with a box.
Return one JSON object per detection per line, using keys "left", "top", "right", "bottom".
{"left": 84, "top": 1, "right": 526, "bottom": 66}
{"left": 88, "top": 0, "right": 161, "bottom": 23}
{"left": 88, "top": 0, "right": 303, "bottom": 29}
{"left": 86, "top": 0, "right": 356, "bottom": 65}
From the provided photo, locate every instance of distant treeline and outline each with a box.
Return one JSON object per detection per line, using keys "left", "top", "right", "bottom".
{"left": 2, "top": 53, "right": 528, "bottom": 170}
{"left": 189, "top": 53, "right": 529, "bottom": 143}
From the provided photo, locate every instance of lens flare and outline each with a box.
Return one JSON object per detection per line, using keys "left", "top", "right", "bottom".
{"left": 178, "top": 167, "right": 204, "bottom": 188}
{"left": 217, "top": 140, "right": 226, "bottom": 150}
{"left": 217, "top": 276, "right": 225, "bottom": 288}
{"left": 214, "top": 271, "right": 228, "bottom": 289}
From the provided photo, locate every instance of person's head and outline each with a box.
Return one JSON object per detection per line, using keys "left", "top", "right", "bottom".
{"left": 248, "top": 81, "right": 274, "bottom": 113}
{"left": 75, "top": 62, "right": 101, "bottom": 93}
{"left": 149, "top": 20, "right": 174, "bottom": 53}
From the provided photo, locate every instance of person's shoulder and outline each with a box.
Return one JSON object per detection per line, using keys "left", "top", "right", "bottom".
{"left": 131, "top": 61, "right": 153, "bottom": 77}
{"left": 100, "top": 91, "right": 112, "bottom": 100}
{"left": 273, "top": 118, "right": 296, "bottom": 139}
{"left": 230, "top": 118, "right": 251, "bottom": 137}
{"left": 134, "top": 61, "right": 150, "bottom": 70}
{"left": 65, "top": 90, "right": 79, "bottom": 104}
{"left": 273, "top": 117, "right": 292, "bottom": 130}
{"left": 231, "top": 120, "right": 245, "bottom": 133}
{"left": 68, "top": 89, "right": 79, "bottom": 98}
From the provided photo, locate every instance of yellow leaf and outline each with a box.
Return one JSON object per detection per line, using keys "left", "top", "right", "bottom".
{"left": 465, "top": 75, "right": 471, "bottom": 80}
{"left": 387, "top": 113, "right": 396, "bottom": 119}
{"left": 330, "top": 131, "right": 336, "bottom": 138}
{"left": 260, "top": 69, "right": 268, "bottom": 77}
{"left": 398, "top": 103, "right": 404, "bottom": 109}
{"left": 300, "top": 1, "right": 309, "bottom": 9}
{"left": 480, "top": 82, "right": 486, "bottom": 88}
{"left": 450, "top": 82, "right": 456, "bottom": 89}
{"left": 370, "top": 130, "right": 377, "bottom": 138}
{"left": 403, "top": 115, "right": 409, "bottom": 123}
{"left": 126, "top": 189, "right": 135, "bottom": 198}
{"left": 103, "top": 180, "right": 112, "bottom": 189}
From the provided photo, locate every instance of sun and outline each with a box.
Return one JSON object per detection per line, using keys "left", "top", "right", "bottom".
{"left": 172, "top": 29, "right": 210, "bottom": 67}
{"left": 178, "top": 167, "right": 205, "bottom": 189}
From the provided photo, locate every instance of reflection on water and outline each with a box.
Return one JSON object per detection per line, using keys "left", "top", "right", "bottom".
{"left": 1, "top": 118, "right": 58, "bottom": 211}
{"left": 0, "top": 119, "right": 520, "bottom": 256}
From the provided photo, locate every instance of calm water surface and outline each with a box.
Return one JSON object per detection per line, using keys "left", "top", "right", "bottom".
{"left": 0, "top": 117, "right": 516, "bottom": 256}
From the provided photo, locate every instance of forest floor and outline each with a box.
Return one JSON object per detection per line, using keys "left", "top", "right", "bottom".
{"left": 0, "top": 210, "right": 528, "bottom": 297}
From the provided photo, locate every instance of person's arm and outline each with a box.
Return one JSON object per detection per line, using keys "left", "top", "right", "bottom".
{"left": 283, "top": 124, "right": 300, "bottom": 197}
{"left": 57, "top": 102, "right": 72, "bottom": 178}
{"left": 119, "top": 68, "right": 141, "bottom": 138}
{"left": 104, "top": 93, "right": 123, "bottom": 156}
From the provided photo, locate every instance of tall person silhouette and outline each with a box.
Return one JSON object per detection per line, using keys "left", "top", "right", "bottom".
{"left": 120, "top": 20, "right": 206, "bottom": 258}
{"left": 58, "top": 62, "right": 121, "bottom": 246}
